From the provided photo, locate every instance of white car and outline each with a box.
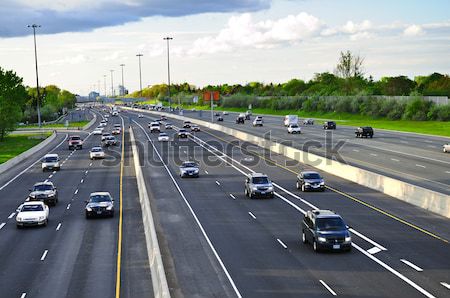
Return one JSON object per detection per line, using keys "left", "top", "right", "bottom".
{"left": 149, "top": 122, "right": 160, "bottom": 133}
{"left": 253, "top": 116, "right": 263, "bottom": 127}
{"left": 112, "top": 128, "right": 121, "bottom": 135}
{"left": 138, "top": 114, "right": 144, "bottom": 118}
{"left": 42, "top": 153, "right": 60, "bottom": 171}
{"left": 99, "top": 120, "right": 107, "bottom": 127}
{"left": 223, "top": 111, "right": 229, "bottom": 115}
{"left": 90, "top": 147, "right": 105, "bottom": 159}
{"left": 93, "top": 128, "right": 103, "bottom": 135}
{"left": 444, "top": 143, "right": 450, "bottom": 153}
{"left": 287, "top": 124, "right": 301, "bottom": 134}
{"left": 158, "top": 133, "right": 170, "bottom": 142}
{"left": 16, "top": 201, "right": 49, "bottom": 228}
{"left": 101, "top": 132, "right": 111, "bottom": 141}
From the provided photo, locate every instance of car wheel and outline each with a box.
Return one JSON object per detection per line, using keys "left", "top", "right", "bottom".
{"left": 313, "top": 240, "right": 319, "bottom": 252}
{"left": 296, "top": 181, "right": 300, "bottom": 189}
{"left": 302, "top": 230, "right": 307, "bottom": 244}
{"left": 301, "top": 184, "right": 306, "bottom": 192}
{"left": 244, "top": 188, "right": 248, "bottom": 197}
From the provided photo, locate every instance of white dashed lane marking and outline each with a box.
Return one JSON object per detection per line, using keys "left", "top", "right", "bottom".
{"left": 0, "top": 223, "right": 5, "bottom": 230}
{"left": 8, "top": 213, "right": 15, "bottom": 219}
{"left": 277, "top": 238, "right": 288, "bottom": 249}
{"left": 56, "top": 223, "right": 62, "bottom": 231}
{"left": 400, "top": 259, "right": 423, "bottom": 272}
{"left": 248, "top": 212, "right": 256, "bottom": 219}
{"left": 229, "top": 194, "right": 236, "bottom": 200}
{"left": 40, "top": 250, "right": 48, "bottom": 261}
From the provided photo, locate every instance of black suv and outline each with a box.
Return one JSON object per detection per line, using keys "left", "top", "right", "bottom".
{"left": 28, "top": 182, "right": 58, "bottom": 206}
{"left": 355, "top": 126, "right": 373, "bottom": 138}
{"left": 85, "top": 192, "right": 114, "bottom": 218}
{"left": 323, "top": 121, "right": 336, "bottom": 130}
{"left": 296, "top": 171, "right": 325, "bottom": 192}
{"left": 301, "top": 210, "right": 352, "bottom": 252}
{"left": 244, "top": 173, "right": 274, "bottom": 199}
{"left": 236, "top": 115, "right": 245, "bottom": 124}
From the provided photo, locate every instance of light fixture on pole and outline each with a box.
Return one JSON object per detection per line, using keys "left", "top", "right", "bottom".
{"left": 120, "top": 64, "right": 125, "bottom": 96}
{"left": 28, "top": 24, "right": 42, "bottom": 128}
{"left": 163, "top": 37, "right": 173, "bottom": 110}
{"left": 103, "top": 75, "right": 107, "bottom": 97}
{"left": 136, "top": 54, "right": 143, "bottom": 98}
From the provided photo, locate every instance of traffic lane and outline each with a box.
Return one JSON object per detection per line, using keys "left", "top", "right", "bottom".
{"left": 131, "top": 124, "right": 237, "bottom": 298}
{"left": 189, "top": 127, "right": 450, "bottom": 297}
{"left": 139, "top": 127, "right": 327, "bottom": 298}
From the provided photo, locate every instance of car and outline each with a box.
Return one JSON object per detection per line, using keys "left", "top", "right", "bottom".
{"left": 217, "top": 116, "right": 224, "bottom": 122}
{"left": 182, "top": 121, "right": 192, "bottom": 128}
{"left": 102, "top": 136, "right": 117, "bottom": 147}
{"left": 244, "top": 173, "right": 274, "bottom": 199}
{"left": 165, "top": 123, "right": 173, "bottom": 129}
{"left": 160, "top": 115, "right": 167, "bottom": 121}
{"left": 149, "top": 122, "right": 161, "bottom": 133}
{"left": 355, "top": 126, "right": 374, "bottom": 138}
{"left": 323, "top": 121, "right": 336, "bottom": 130}
{"left": 177, "top": 129, "right": 189, "bottom": 138}
{"left": 191, "top": 125, "right": 200, "bottom": 132}
{"left": 301, "top": 210, "right": 352, "bottom": 252}
{"left": 90, "top": 146, "right": 105, "bottom": 159}
{"left": 16, "top": 201, "right": 49, "bottom": 228}
{"left": 85, "top": 192, "right": 114, "bottom": 218}
{"left": 28, "top": 181, "right": 58, "bottom": 206}
{"left": 99, "top": 120, "right": 107, "bottom": 127}
{"left": 101, "top": 132, "right": 111, "bottom": 141}
{"left": 236, "top": 114, "right": 245, "bottom": 124}
{"left": 93, "top": 128, "right": 103, "bottom": 135}
{"left": 296, "top": 171, "right": 325, "bottom": 192}
{"left": 443, "top": 143, "right": 450, "bottom": 153}
{"left": 287, "top": 124, "right": 301, "bottom": 134}
{"left": 42, "top": 153, "right": 60, "bottom": 171}
{"left": 158, "top": 132, "right": 170, "bottom": 142}
{"left": 253, "top": 116, "right": 263, "bottom": 127}
{"left": 303, "top": 118, "right": 314, "bottom": 125}
{"left": 112, "top": 111, "right": 118, "bottom": 116}
{"left": 138, "top": 114, "right": 144, "bottom": 118}
{"left": 114, "top": 123, "right": 121, "bottom": 128}
{"left": 179, "top": 161, "right": 199, "bottom": 178}
{"left": 112, "top": 127, "right": 121, "bottom": 135}
{"left": 223, "top": 111, "right": 229, "bottom": 115}
{"left": 68, "top": 135, "right": 83, "bottom": 150}
{"left": 215, "top": 112, "right": 220, "bottom": 116}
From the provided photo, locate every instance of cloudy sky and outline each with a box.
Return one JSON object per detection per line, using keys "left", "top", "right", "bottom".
{"left": 0, "top": 0, "right": 449, "bottom": 95}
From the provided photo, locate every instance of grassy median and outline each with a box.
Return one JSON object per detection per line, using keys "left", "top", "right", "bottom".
{"left": 19, "top": 121, "right": 89, "bottom": 129}
{"left": 0, "top": 133, "right": 52, "bottom": 164}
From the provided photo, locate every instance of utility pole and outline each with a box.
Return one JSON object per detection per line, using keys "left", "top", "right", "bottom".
{"left": 110, "top": 70, "right": 114, "bottom": 97}
{"left": 103, "top": 75, "right": 107, "bottom": 97}
{"left": 163, "top": 37, "right": 173, "bottom": 111}
{"left": 120, "top": 64, "right": 125, "bottom": 96}
{"left": 136, "top": 54, "right": 143, "bottom": 98}
{"left": 28, "top": 24, "right": 42, "bottom": 128}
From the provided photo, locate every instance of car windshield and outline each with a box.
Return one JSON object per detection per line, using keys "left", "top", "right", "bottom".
{"left": 90, "top": 195, "right": 111, "bottom": 203}
{"left": 290, "top": 125, "right": 298, "bottom": 128}
{"left": 71, "top": 136, "right": 81, "bottom": 140}
{"left": 114, "top": 124, "right": 121, "bottom": 127}
{"left": 303, "top": 173, "right": 321, "bottom": 179}
{"left": 182, "top": 162, "right": 197, "bottom": 168}
{"left": 91, "top": 148, "right": 102, "bottom": 152}
{"left": 21, "top": 204, "right": 44, "bottom": 212}
{"left": 179, "top": 129, "right": 186, "bottom": 132}
{"left": 252, "top": 177, "right": 269, "bottom": 184}
{"left": 44, "top": 156, "right": 57, "bottom": 162}
{"left": 159, "top": 133, "right": 167, "bottom": 136}
{"left": 184, "top": 121, "right": 191, "bottom": 124}
{"left": 316, "top": 217, "right": 346, "bottom": 231}
{"left": 33, "top": 184, "right": 53, "bottom": 191}
{"left": 106, "top": 136, "right": 115, "bottom": 140}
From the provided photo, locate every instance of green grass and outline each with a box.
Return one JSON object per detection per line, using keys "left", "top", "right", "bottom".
{"left": 0, "top": 133, "right": 52, "bottom": 164}
{"left": 177, "top": 105, "right": 450, "bottom": 137}
{"left": 19, "top": 121, "right": 90, "bottom": 129}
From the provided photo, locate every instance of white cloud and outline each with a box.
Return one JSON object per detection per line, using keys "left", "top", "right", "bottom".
{"left": 42, "top": 54, "right": 92, "bottom": 66}
{"left": 403, "top": 24, "right": 425, "bottom": 36}
{"left": 341, "top": 20, "right": 372, "bottom": 34}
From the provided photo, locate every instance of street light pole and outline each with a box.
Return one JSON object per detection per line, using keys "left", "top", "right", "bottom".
{"left": 103, "top": 75, "right": 107, "bottom": 97}
{"left": 136, "top": 54, "right": 143, "bottom": 98}
{"left": 120, "top": 64, "right": 125, "bottom": 96}
{"left": 28, "top": 24, "right": 42, "bottom": 128}
{"left": 163, "top": 37, "right": 173, "bottom": 110}
{"left": 110, "top": 70, "right": 114, "bottom": 96}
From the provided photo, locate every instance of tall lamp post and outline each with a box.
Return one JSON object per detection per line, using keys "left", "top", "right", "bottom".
{"left": 136, "top": 54, "right": 143, "bottom": 98}
{"left": 103, "top": 75, "right": 107, "bottom": 97}
{"left": 120, "top": 64, "right": 125, "bottom": 96}
{"left": 28, "top": 24, "right": 42, "bottom": 128}
{"left": 110, "top": 70, "right": 114, "bottom": 97}
{"left": 163, "top": 37, "right": 173, "bottom": 110}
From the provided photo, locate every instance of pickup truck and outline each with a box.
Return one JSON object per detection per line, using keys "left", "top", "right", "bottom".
{"left": 68, "top": 135, "right": 83, "bottom": 150}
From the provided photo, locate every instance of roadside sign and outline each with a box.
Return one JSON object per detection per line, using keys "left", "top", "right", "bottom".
{"left": 64, "top": 120, "right": 69, "bottom": 127}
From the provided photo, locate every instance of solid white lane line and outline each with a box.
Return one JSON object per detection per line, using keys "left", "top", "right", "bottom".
{"left": 80, "top": 179, "right": 84, "bottom": 183}
{"left": 56, "top": 223, "right": 62, "bottom": 231}
{"left": 0, "top": 223, "right": 5, "bottom": 230}
{"left": 400, "top": 141, "right": 409, "bottom": 144}
{"left": 40, "top": 250, "right": 48, "bottom": 261}
{"left": 391, "top": 158, "right": 400, "bottom": 162}
{"left": 367, "top": 246, "right": 382, "bottom": 255}
{"left": 400, "top": 259, "right": 423, "bottom": 272}
{"left": 349, "top": 229, "right": 387, "bottom": 251}
{"left": 370, "top": 153, "right": 378, "bottom": 156}
{"left": 319, "top": 280, "right": 337, "bottom": 296}
{"left": 353, "top": 243, "right": 435, "bottom": 298}
{"left": 415, "top": 164, "right": 426, "bottom": 168}
{"left": 426, "top": 145, "right": 436, "bottom": 148}
{"left": 74, "top": 189, "right": 78, "bottom": 194}
{"left": 352, "top": 149, "right": 360, "bottom": 152}
{"left": 66, "top": 204, "right": 71, "bottom": 210}
{"left": 8, "top": 212, "right": 15, "bottom": 219}
{"left": 229, "top": 194, "right": 236, "bottom": 200}
{"left": 248, "top": 212, "right": 256, "bottom": 219}
{"left": 446, "top": 171, "right": 450, "bottom": 174}
{"left": 441, "top": 282, "right": 450, "bottom": 290}
{"left": 277, "top": 238, "right": 288, "bottom": 249}
{"left": 48, "top": 175, "right": 53, "bottom": 179}
{"left": 205, "top": 170, "right": 209, "bottom": 174}
{"left": 20, "top": 293, "right": 26, "bottom": 298}
{"left": 215, "top": 180, "right": 221, "bottom": 186}
{"left": 425, "top": 140, "right": 433, "bottom": 143}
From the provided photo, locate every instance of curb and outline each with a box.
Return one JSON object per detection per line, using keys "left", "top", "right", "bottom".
{"left": 130, "top": 127, "right": 171, "bottom": 298}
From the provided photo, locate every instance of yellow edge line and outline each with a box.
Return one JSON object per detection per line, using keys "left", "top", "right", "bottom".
{"left": 201, "top": 129, "right": 449, "bottom": 244}
{"left": 115, "top": 122, "right": 125, "bottom": 298}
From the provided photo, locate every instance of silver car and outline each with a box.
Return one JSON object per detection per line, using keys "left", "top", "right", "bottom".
{"left": 179, "top": 161, "right": 199, "bottom": 178}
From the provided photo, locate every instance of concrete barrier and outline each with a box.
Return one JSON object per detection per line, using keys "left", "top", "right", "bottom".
{"left": 82, "top": 112, "right": 97, "bottom": 130}
{"left": 130, "top": 127, "right": 171, "bottom": 298}
{"left": 126, "top": 107, "right": 450, "bottom": 218}
{"left": 0, "top": 132, "right": 56, "bottom": 174}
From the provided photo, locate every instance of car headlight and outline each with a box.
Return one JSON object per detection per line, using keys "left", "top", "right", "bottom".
{"left": 106, "top": 205, "right": 114, "bottom": 210}
{"left": 318, "top": 237, "right": 327, "bottom": 242}
{"left": 38, "top": 216, "right": 45, "bottom": 221}
{"left": 48, "top": 193, "right": 55, "bottom": 197}
{"left": 29, "top": 195, "right": 36, "bottom": 198}
{"left": 252, "top": 186, "right": 258, "bottom": 191}
{"left": 304, "top": 182, "right": 311, "bottom": 186}
{"left": 194, "top": 169, "right": 199, "bottom": 173}
{"left": 86, "top": 207, "right": 92, "bottom": 211}
{"left": 267, "top": 186, "right": 273, "bottom": 192}
{"left": 16, "top": 217, "right": 23, "bottom": 222}
{"left": 345, "top": 236, "right": 351, "bottom": 242}
{"left": 320, "top": 181, "right": 325, "bottom": 185}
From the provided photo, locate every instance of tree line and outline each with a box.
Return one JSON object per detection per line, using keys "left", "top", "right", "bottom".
{"left": 0, "top": 66, "right": 76, "bottom": 140}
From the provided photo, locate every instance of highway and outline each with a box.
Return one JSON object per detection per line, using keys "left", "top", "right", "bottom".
{"left": 0, "top": 110, "right": 152, "bottom": 298}
{"left": 175, "top": 110, "right": 450, "bottom": 195}
{"left": 124, "top": 109, "right": 450, "bottom": 298}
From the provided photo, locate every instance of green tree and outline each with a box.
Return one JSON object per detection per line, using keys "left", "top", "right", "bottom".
{"left": 378, "top": 76, "right": 416, "bottom": 96}
{"left": 0, "top": 67, "right": 28, "bottom": 140}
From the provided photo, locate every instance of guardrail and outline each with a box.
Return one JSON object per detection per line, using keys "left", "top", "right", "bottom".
{"left": 130, "top": 127, "right": 171, "bottom": 298}
{"left": 125, "top": 107, "right": 450, "bottom": 218}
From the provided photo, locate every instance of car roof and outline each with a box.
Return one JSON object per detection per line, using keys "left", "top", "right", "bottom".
{"left": 311, "top": 210, "right": 341, "bottom": 218}
{"left": 22, "top": 201, "right": 45, "bottom": 206}
{"left": 182, "top": 161, "right": 197, "bottom": 165}
{"left": 91, "top": 146, "right": 102, "bottom": 150}
{"left": 69, "top": 135, "right": 81, "bottom": 138}
{"left": 90, "top": 192, "right": 111, "bottom": 196}
{"left": 301, "top": 171, "right": 320, "bottom": 175}
{"left": 249, "top": 172, "right": 268, "bottom": 178}
{"left": 33, "top": 181, "right": 54, "bottom": 186}
{"left": 44, "top": 153, "right": 58, "bottom": 158}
